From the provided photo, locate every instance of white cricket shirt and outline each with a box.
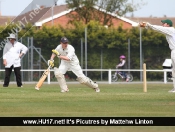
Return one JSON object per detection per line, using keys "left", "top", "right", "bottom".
{"left": 147, "top": 23, "right": 175, "bottom": 50}
{"left": 55, "top": 44, "right": 79, "bottom": 65}
{"left": 3, "top": 41, "right": 28, "bottom": 68}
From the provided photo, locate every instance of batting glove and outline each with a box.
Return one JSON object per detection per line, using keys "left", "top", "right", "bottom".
{"left": 52, "top": 49, "right": 60, "bottom": 56}
{"left": 48, "top": 60, "right": 54, "bottom": 68}
{"left": 139, "top": 22, "right": 147, "bottom": 28}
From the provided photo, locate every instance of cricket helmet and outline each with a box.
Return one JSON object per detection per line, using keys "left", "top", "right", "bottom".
{"left": 60, "top": 37, "right": 68, "bottom": 44}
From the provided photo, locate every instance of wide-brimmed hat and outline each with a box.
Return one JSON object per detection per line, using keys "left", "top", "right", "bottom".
{"left": 7, "top": 34, "right": 16, "bottom": 39}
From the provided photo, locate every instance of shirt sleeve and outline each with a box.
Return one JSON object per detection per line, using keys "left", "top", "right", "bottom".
{"left": 117, "top": 60, "right": 126, "bottom": 67}
{"left": 147, "top": 23, "right": 175, "bottom": 36}
{"left": 3, "top": 44, "right": 8, "bottom": 59}
{"left": 67, "top": 46, "right": 75, "bottom": 60}
{"left": 20, "top": 43, "right": 28, "bottom": 54}
{"left": 55, "top": 45, "right": 61, "bottom": 52}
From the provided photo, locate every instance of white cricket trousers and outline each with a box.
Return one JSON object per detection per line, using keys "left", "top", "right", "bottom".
{"left": 171, "top": 49, "right": 175, "bottom": 88}
{"left": 58, "top": 61, "right": 86, "bottom": 78}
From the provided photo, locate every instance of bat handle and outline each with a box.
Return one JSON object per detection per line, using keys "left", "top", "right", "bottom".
{"left": 50, "top": 65, "right": 52, "bottom": 68}
{"left": 48, "top": 65, "right": 52, "bottom": 69}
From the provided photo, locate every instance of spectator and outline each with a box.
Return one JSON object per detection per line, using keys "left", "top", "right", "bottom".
{"left": 116, "top": 55, "right": 129, "bottom": 82}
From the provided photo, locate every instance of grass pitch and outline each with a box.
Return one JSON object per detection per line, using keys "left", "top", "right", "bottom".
{"left": 0, "top": 83, "right": 175, "bottom": 131}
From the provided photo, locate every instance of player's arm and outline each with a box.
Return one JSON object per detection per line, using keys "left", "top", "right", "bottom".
{"left": 147, "top": 24, "right": 174, "bottom": 36}
{"left": 59, "top": 55, "right": 70, "bottom": 61}
{"left": 48, "top": 49, "right": 59, "bottom": 67}
{"left": 60, "top": 47, "right": 75, "bottom": 61}
{"left": 50, "top": 53, "right": 56, "bottom": 60}
{"left": 52, "top": 49, "right": 70, "bottom": 61}
{"left": 140, "top": 22, "right": 174, "bottom": 36}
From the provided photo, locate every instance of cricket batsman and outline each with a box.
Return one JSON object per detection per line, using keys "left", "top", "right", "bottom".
{"left": 139, "top": 19, "right": 175, "bottom": 93}
{"left": 48, "top": 37, "right": 100, "bottom": 93}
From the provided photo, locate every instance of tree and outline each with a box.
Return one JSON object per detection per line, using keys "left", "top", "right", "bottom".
{"left": 66, "top": 0, "right": 97, "bottom": 24}
{"left": 66, "top": 0, "right": 142, "bottom": 26}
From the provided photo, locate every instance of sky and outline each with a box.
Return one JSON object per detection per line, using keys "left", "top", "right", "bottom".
{"left": 0, "top": 0, "right": 175, "bottom": 17}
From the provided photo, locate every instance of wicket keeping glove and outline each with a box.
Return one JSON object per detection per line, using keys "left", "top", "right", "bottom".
{"left": 52, "top": 49, "right": 60, "bottom": 56}
{"left": 48, "top": 60, "right": 54, "bottom": 68}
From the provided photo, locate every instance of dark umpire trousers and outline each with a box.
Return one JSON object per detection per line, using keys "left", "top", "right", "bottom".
{"left": 3, "top": 65, "right": 22, "bottom": 87}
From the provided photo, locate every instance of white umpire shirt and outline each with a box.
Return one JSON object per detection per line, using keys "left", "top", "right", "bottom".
{"left": 3, "top": 41, "right": 28, "bottom": 68}
{"left": 55, "top": 44, "right": 79, "bottom": 65}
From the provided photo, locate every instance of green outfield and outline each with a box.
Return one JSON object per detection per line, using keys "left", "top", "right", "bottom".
{"left": 0, "top": 83, "right": 175, "bottom": 131}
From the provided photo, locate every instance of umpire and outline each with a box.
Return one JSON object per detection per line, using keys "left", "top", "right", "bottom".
{"left": 2, "top": 34, "right": 28, "bottom": 87}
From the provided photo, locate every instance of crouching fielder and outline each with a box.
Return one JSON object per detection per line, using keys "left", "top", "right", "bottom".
{"left": 48, "top": 37, "right": 100, "bottom": 93}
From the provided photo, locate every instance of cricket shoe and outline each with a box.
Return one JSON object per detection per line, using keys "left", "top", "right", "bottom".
{"left": 168, "top": 88, "right": 175, "bottom": 93}
{"left": 35, "top": 86, "right": 40, "bottom": 90}
{"left": 94, "top": 82, "right": 100, "bottom": 93}
{"left": 61, "top": 88, "right": 69, "bottom": 93}
{"left": 94, "top": 83, "right": 100, "bottom": 92}
{"left": 95, "top": 87, "right": 100, "bottom": 92}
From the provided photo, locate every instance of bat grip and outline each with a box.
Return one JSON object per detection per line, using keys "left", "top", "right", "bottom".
{"left": 48, "top": 65, "right": 52, "bottom": 69}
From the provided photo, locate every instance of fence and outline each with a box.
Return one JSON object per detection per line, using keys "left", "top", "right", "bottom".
{"left": 0, "top": 69, "right": 172, "bottom": 84}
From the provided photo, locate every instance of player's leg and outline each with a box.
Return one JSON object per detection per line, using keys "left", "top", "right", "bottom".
{"left": 3, "top": 65, "right": 13, "bottom": 87}
{"left": 77, "top": 76, "right": 100, "bottom": 92}
{"left": 170, "top": 68, "right": 175, "bottom": 92}
{"left": 14, "top": 66, "right": 22, "bottom": 87}
{"left": 169, "top": 50, "right": 175, "bottom": 92}
{"left": 54, "top": 63, "right": 69, "bottom": 92}
{"left": 71, "top": 64, "right": 100, "bottom": 92}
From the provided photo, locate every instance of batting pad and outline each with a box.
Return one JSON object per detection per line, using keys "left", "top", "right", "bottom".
{"left": 54, "top": 68, "right": 68, "bottom": 91}
{"left": 77, "top": 77, "right": 98, "bottom": 89}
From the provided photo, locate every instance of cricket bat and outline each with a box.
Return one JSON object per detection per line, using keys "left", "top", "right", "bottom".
{"left": 35, "top": 65, "right": 51, "bottom": 90}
